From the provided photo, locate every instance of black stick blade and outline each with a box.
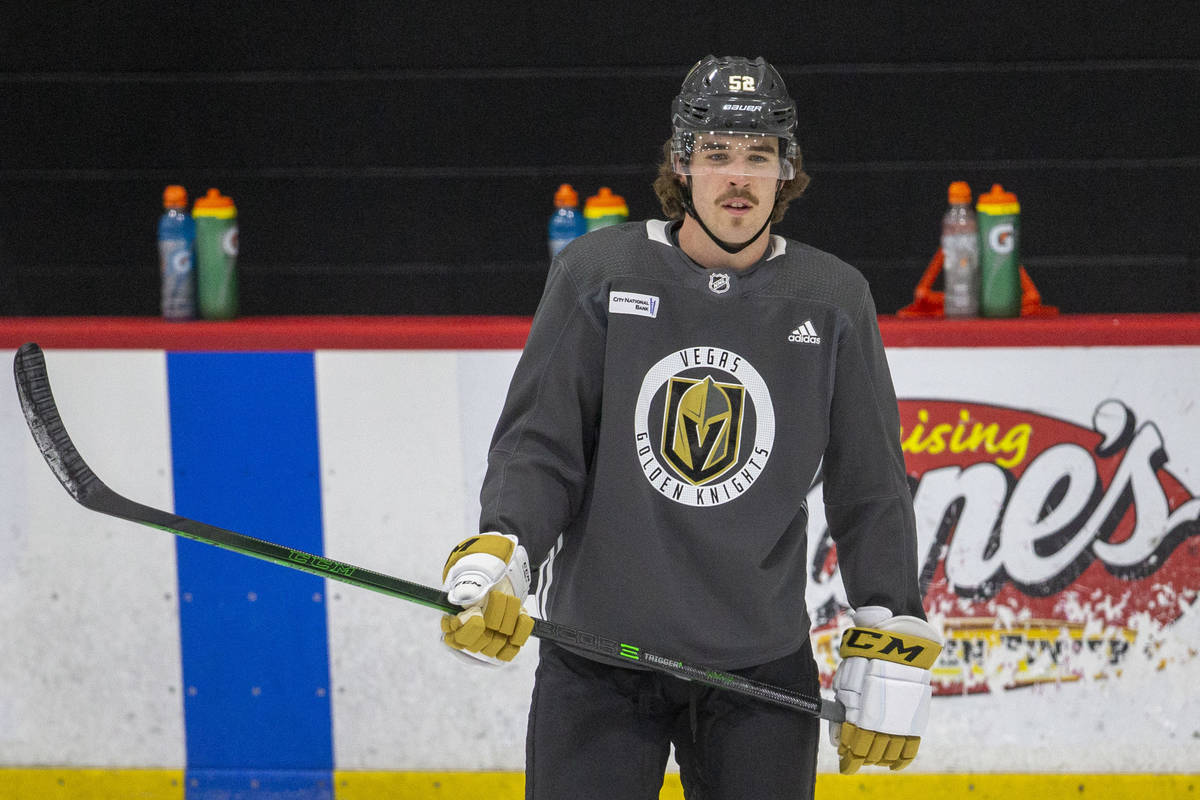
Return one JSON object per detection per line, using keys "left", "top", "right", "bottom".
{"left": 14, "top": 342, "right": 111, "bottom": 507}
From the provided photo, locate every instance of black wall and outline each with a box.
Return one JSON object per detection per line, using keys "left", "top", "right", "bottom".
{"left": 3, "top": 4, "right": 1197, "bottom": 317}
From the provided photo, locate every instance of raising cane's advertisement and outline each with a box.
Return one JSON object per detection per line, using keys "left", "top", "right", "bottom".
{"left": 806, "top": 349, "right": 1200, "bottom": 697}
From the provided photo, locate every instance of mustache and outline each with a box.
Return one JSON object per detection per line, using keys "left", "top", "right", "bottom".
{"left": 715, "top": 188, "right": 759, "bottom": 206}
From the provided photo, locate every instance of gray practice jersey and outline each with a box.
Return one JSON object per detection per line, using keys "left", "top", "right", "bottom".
{"left": 480, "top": 220, "right": 924, "bottom": 669}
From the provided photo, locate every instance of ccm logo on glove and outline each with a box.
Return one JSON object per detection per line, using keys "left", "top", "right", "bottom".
{"left": 839, "top": 627, "right": 940, "bottom": 669}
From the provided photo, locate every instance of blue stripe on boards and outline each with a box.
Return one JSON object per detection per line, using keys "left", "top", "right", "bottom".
{"left": 167, "top": 352, "right": 333, "bottom": 800}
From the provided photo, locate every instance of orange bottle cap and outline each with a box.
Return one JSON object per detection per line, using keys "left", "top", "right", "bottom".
{"left": 554, "top": 183, "right": 579, "bottom": 207}
{"left": 976, "top": 183, "right": 1020, "bottom": 214}
{"left": 194, "top": 188, "right": 235, "bottom": 209}
{"left": 193, "top": 188, "right": 237, "bottom": 219}
{"left": 586, "top": 186, "right": 627, "bottom": 210}
{"left": 162, "top": 185, "right": 188, "bottom": 208}
{"left": 978, "top": 183, "right": 1018, "bottom": 205}
{"left": 947, "top": 181, "right": 972, "bottom": 205}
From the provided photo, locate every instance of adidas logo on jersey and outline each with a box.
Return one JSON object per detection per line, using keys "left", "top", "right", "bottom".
{"left": 788, "top": 320, "right": 821, "bottom": 344}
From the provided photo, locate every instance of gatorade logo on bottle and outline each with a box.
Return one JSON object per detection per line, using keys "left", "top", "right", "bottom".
{"left": 988, "top": 223, "right": 1015, "bottom": 254}
{"left": 170, "top": 249, "right": 192, "bottom": 274}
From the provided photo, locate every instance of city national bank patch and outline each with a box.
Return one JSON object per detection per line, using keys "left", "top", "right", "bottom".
{"left": 609, "top": 291, "right": 660, "bottom": 319}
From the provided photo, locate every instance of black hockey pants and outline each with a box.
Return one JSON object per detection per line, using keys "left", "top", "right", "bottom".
{"left": 525, "top": 638, "right": 821, "bottom": 799}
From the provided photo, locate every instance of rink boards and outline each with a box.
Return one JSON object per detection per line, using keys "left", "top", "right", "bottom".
{"left": 0, "top": 329, "right": 1197, "bottom": 798}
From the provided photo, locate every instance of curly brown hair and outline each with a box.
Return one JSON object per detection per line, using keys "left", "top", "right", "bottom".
{"left": 652, "top": 137, "right": 810, "bottom": 224}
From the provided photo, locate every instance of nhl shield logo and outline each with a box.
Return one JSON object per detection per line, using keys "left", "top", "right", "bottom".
{"left": 708, "top": 273, "right": 731, "bottom": 294}
{"left": 662, "top": 375, "right": 745, "bottom": 485}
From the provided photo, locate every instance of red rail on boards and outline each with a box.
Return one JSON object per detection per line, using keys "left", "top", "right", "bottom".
{"left": 0, "top": 314, "right": 1198, "bottom": 350}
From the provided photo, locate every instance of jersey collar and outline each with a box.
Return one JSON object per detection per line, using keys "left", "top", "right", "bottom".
{"left": 645, "top": 219, "right": 786, "bottom": 297}
{"left": 645, "top": 219, "right": 787, "bottom": 261}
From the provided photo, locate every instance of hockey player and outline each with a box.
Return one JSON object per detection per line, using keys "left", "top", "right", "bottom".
{"left": 438, "top": 55, "right": 942, "bottom": 798}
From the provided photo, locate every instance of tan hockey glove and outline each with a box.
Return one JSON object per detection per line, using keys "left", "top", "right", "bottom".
{"left": 440, "top": 533, "right": 534, "bottom": 664}
{"left": 830, "top": 606, "right": 943, "bottom": 774}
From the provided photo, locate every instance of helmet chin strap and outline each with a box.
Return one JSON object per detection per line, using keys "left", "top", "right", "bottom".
{"left": 680, "top": 176, "right": 777, "bottom": 255}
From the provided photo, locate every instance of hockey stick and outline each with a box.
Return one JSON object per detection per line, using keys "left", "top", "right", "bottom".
{"left": 13, "top": 342, "right": 843, "bottom": 723}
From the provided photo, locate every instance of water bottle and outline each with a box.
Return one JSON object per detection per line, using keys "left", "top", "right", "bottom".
{"left": 193, "top": 188, "right": 239, "bottom": 320}
{"left": 941, "top": 181, "right": 979, "bottom": 317}
{"left": 584, "top": 186, "right": 628, "bottom": 232}
{"left": 977, "top": 183, "right": 1021, "bottom": 318}
{"left": 548, "top": 183, "right": 586, "bottom": 259}
{"left": 158, "top": 184, "right": 196, "bottom": 320}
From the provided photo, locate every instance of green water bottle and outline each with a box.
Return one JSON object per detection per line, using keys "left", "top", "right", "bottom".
{"left": 977, "top": 183, "right": 1021, "bottom": 318}
{"left": 193, "top": 188, "right": 239, "bottom": 320}
{"left": 584, "top": 186, "right": 628, "bottom": 232}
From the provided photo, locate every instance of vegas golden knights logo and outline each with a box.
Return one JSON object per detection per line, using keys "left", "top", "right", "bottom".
{"left": 635, "top": 346, "right": 774, "bottom": 507}
{"left": 662, "top": 375, "right": 745, "bottom": 485}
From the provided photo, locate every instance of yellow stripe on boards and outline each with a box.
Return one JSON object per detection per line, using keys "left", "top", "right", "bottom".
{"left": 334, "top": 770, "right": 525, "bottom": 798}
{"left": 817, "top": 773, "right": 1199, "bottom": 798}
{"left": 0, "top": 769, "right": 184, "bottom": 800}
{"left": 332, "top": 771, "right": 1200, "bottom": 799}
{"left": 2, "top": 769, "right": 1194, "bottom": 799}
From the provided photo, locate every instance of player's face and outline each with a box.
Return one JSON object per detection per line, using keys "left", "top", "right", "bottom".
{"left": 683, "top": 134, "right": 780, "bottom": 242}
{"left": 682, "top": 133, "right": 789, "bottom": 179}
